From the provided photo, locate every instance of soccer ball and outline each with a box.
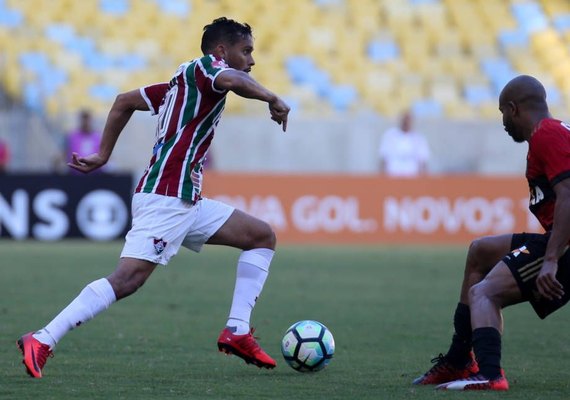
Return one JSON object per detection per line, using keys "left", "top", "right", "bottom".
{"left": 281, "top": 320, "right": 335, "bottom": 372}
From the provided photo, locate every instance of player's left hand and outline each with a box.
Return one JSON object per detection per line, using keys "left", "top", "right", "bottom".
{"left": 536, "top": 259, "right": 564, "bottom": 301}
{"left": 67, "top": 152, "right": 107, "bottom": 174}
{"left": 268, "top": 97, "right": 290, "bottom": 132}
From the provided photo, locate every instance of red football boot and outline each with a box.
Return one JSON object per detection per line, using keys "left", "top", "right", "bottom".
{"left": 217, "top": 327, "right": 276, "bottom": 369}
{"left": 436, "top": 369, "right": 509, "bottom": 391}
{"left": 17, "top": 332, "right": 53, "bottom": 378}
{"left": 413, "top": 352, "right": 479, "bottom": 385}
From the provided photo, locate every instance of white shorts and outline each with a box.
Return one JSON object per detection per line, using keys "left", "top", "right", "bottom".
{"left": 120, "top": 193, "right": 234, "bottom": 265}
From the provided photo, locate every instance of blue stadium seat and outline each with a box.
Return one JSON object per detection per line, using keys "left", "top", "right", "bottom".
{"left": 19, "top": 51, "right": 50, "bottom": 73}
{"left": 64, "top": 36, "right": 98, "bottom": 63}
{"left": 326, "top": 84, "right": 358, "bottom": 111}
{"left": 285, "top": 56, "right": 332, "bottom": 97}
{"left": 116, "top": 53, "right": 147, "bottom": 71}
{"left": 23, "top": 83, "right": 43, "bottom": 111}
{"left": 553, "top": 14, "right": 570, "bottom": 33}
{"left": 19, "top": 51, "right": 68, "bottom": 110}
{"left": 89, "top": 83, "right": 118, "bottom": 102}
{"left": 545, "top": 84, "right": 562, "bottom": 106}
{"left": 464, "top": 84, "right": 494, "bottom": 106}
{"left": 99, "top": 0, "right": 130, "bottom": 16}
{"left": 480, "top": 57, "right": 517, "bottom": 95}
{"left": 367, "top": 39, "right": 399, "bottom": 63}
{"left": 154, "top": 0, "right": 190, "bottom": 15}
{"left": 411, "top": 98, "right": 443, "bottom": 118}
{"left": 0, "top": 5, "right": 23, "bottom": 28}
{"left": 511, "top": 2, "right": 548, "bottom": 33}
{"left": 45, "top": 24, "right": 76, "bottom": 45}
{"left": 285, "top": 56, "right": 316, "bottom": 84}
{"left": 84, "top": 52, "right": 115, "bottom": 71}
{"left": 498, "top": 28, "right": 528, "bottom": 49}
{"left": 41, "top": 68, "right": 67, "bottom": 97}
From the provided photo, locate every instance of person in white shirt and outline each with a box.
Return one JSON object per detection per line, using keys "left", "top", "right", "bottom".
{"left": 378, "top": 110, "right": 430, "bottom": 177}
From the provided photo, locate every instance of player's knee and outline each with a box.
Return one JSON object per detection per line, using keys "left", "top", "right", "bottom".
{"left": 466, "top": 237, "right": 492, "bottom": 273}
{"left": 468, "top": 280, "right": 499, "bottom": 306}
{"left": 467, "top": 238, "right": 483, "bottom": 261}
{"left": 255, "top": 221, "right": 276, "bottom": 250}
{"left": 467, "top": 282, "right": 484, "bottom": 305}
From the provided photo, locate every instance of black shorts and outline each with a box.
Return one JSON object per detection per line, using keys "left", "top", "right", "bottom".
{"left": 504, "top": 232, "right": 570, "bottom": 319}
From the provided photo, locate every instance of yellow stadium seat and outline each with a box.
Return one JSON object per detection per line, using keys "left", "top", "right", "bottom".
{"left": 444, "top": 101, "right": 478, "bottom": 120}
{"left": 477, "top": 102, "right": 496, "bottom": 119}
{"left": 430, "top": 79, "right": 460, "bottom": 105}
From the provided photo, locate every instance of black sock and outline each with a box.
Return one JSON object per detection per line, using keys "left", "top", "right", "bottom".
{"left": 446, "top": 303, "right": 472, "bottom": 366}
{"left": 472, "top": 327, "right": 502, "bottom": 380}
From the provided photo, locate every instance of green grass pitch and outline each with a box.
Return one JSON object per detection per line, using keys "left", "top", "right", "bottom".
{"left": 1, "top": 240, "right": 570, "bottom": 399}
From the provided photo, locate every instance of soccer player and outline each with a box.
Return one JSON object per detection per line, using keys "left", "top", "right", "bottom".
{"left": 413, "top": 75, "right": 570, "bottom": 391}
{"left": 17, "top": 17, "right": 290, "bottom": 378}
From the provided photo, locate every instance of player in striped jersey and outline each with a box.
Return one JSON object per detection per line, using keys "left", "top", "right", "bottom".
{"left": 415, "top": 75, "right": 570, "bottom": 391}
{"left": 17, "top": 17, "right": 289, "bottom": 378}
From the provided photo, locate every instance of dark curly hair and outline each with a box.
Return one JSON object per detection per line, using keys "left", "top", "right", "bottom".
{"left": 201, "top": 17, "right": 253, "bottom": 54}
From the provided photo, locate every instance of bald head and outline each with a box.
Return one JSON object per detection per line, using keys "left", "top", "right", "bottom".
{"left": 499, "top": 75, "right": 551, "bottom": 143}
{"left": 499, "top": 75, "right": 547, "bottom": 110}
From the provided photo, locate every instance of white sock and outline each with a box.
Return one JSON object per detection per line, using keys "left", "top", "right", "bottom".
{"left": 227, "top": 248, "right": 274, "bottom": 335}
{"left": 33, "top": 278, "right": 116, "bottom": 349}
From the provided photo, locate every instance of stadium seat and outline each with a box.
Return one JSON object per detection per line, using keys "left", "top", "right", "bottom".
{"left": 464, "top": 84, "right": 494, "bottom": 106}
{"left": 326, "top": 84, "right": 358, "bottom": 111}
{"left": 367, "top": 38, "right": 399, "bottom": 63}
{"left": 0, "top": 0, "right": 569, "bottom": 119}
{"left": 412, "top": 98, "right": 444, "bottom": 119}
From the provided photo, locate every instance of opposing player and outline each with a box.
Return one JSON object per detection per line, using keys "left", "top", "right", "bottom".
{"left": 413, "top": 75, "right": 570, "bottom": 391}
{"left": 17, "top": 17, "right": 290, "bottom": 378}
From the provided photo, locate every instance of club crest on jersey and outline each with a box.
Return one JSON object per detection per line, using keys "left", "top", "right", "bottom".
{"left": 153, "top": 238, "right": 167, "bottom": 255}
{"left": 511, "top": 246, "right": 530, "bottom": 257}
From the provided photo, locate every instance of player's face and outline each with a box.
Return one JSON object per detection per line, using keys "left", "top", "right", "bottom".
{"left": 499, "top": 102, "right": 525, "bottom": 143}
{"left": 223, "top": 35, "right": 255, "bottom": 73}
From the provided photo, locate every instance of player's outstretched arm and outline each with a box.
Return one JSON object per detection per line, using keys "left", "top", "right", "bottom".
{"left": 68, "top": 89, "right": 151, "bottom": 173}
{"left": 215, "top": 70, "right": 290, "bottom": 132}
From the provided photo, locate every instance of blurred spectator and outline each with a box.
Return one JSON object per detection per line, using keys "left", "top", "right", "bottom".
{"left": 0, "top": 137, "right": 10, "bottom": 174}
{"left": 378, "top": 110, "right": 430, "bottom": 177}
{"left": 63, "top": 110, "right": 105, "bottom": 174}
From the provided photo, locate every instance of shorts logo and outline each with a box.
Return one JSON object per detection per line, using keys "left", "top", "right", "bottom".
{"left": 153, "top": 238, "right": 167, "bottom": 255}
{"left": 511, "top": 246, "right": 530, "bottom": 258}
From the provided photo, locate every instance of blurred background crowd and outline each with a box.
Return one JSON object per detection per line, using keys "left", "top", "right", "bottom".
{"left": 0, "top": 0, "right": 569, "bottom": 175}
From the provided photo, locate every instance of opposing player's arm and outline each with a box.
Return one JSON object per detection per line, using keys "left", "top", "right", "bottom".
{"left": 214, "top": 69, "right": 290, "bottom": 131}
{"left": 537, "top": 178, "right": 570, "bottom": 300}
{"left": 68, "top": 89, "right": 151, "bottom": 173}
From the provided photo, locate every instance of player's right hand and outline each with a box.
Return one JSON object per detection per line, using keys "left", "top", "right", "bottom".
{"left": 68, "top": 152, "right": 107, "bottom": 174}
{"left": 536, "top": 259, "right": 564, "bottom": 301}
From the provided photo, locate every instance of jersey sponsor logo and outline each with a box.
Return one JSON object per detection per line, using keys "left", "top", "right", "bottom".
{"left": 153, "top": 238, "right": 168, "bottom": 255}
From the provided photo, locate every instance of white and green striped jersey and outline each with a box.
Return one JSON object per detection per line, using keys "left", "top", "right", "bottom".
{"left": 137, "top": 55, "right": 230, "bottom": 202}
